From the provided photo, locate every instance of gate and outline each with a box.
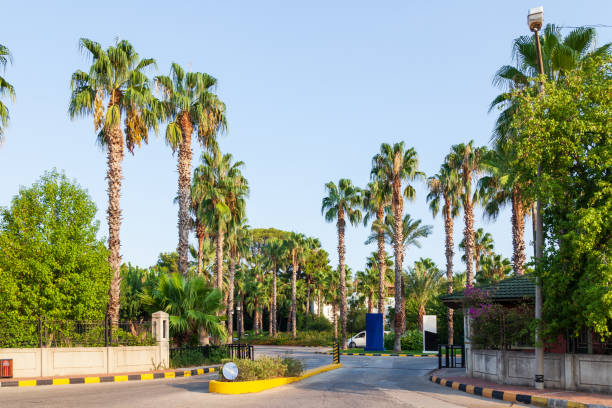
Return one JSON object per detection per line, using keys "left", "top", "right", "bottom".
{"left": 437, "top": 344, "right": 464, "bottom": 369}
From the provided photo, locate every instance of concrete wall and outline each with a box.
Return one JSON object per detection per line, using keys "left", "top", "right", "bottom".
{"left": 470, "top": 349, "right": 612, "bottom": 394}
{"left": 0, "top": 345, "right": 165, "bottom": 378}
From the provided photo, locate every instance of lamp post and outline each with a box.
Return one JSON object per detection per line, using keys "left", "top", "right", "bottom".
{"left": 528, "top": 5, "right": 545, "bottom": 391}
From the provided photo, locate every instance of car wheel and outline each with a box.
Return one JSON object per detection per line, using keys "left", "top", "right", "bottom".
{"left": 349, "top": 342, "right": 356, "bottom": 348}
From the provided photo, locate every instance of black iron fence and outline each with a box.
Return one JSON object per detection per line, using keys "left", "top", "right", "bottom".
{"left": 0, "top": 317, "right": 155, "bottom": 348}
{"left": 169, "top": 344, "right": 253, "bottom": 368}
{"left": 566, "top": 329, "right": 612, "bottom": 355}
{"left": 438, "top": 344, "right": 465, "bottom": 369}
{"left": 227, "top": 343, "right": 254, "bottom": 360}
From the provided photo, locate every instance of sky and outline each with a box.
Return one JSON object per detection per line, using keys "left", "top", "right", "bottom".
{"left": 1, "top": 1, "right": 611, "bottom": 275}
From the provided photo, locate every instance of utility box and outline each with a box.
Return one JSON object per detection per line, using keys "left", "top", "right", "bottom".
{"left": 364, "top": 313, "right": 384, "bottom": 352}
{"left": 0, "top": 359, "right": 13, "bottom": 378}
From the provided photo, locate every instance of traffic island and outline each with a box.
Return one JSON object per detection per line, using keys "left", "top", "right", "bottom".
{"left": 209, "top": 363, "right": 342, "bottom": 394}
{"left": 429, "top": 375, "right": 612, "bottom": 408}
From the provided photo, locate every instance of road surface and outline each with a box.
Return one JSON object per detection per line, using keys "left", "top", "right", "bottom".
{"left": 1, "top": 346, "right": 523, "bottom": 407}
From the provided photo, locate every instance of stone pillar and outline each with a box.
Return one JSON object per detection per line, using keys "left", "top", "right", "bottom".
{"left": 152, "top": 311, "right": 169, "bottom": 368}
{"left": 464, "top": 309, "right": 472, "bottom": 377}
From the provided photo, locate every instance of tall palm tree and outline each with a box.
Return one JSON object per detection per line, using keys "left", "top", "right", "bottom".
{"left": 323, "top": 266, "right": 341, "bottom": 340}
{"left": 459, "top": 228, "right": 494, "bottom": 275}
{"left": 263, "top": 238, "right": 285, "bottom": 337}
{"left": 404, "top": 258, "right": 443, "bottom": 331}
{"left": 427, "top": 162, "right": 461, "bottom": 344}
{"left": 371, "top": 143, "right": 423, "bottom": 352}
{"left": 191, "top": 149, "right": 248, "bottom": 302}
{"left": 69, "top": 38, "right": 160, "bottom": 324}
{"left": 322, "top": 179, "right": 362, "bottom": 349}
{"left": 155, "top": 64, "right": 227, "bottom": 275}
{"left": 362, "top": 180, "right": 392, "bottom": 314}
{"left": 447, "top": 141, "right": 487, "bottom": 287}
{"left": 284, "top": 232, "right": 306, "bottom": 339}
{"left": 0, "top": 43, "right": 15, "bottom": 142}
{"left": 226, "top": 218, "right": 249, "bottom": 342}
{"left": 476, "top": 254, "right": 512, "bottom": 285}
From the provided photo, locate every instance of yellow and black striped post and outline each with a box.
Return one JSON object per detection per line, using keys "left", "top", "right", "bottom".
{"left": 333, "top": 342, "right": 340, "bottom": 364}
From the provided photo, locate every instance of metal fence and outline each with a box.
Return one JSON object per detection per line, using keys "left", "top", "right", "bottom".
{"left": 0, "top": 317, "right": 154, "bottom": 348}
{"left": 438, "top": 344, "right": 465, "bottom": 369}
{"left": 169, "top": 343, "right": 253, "bottom": 365}
{"left": 566, "top": 329, "right": 612, "bottom": 355}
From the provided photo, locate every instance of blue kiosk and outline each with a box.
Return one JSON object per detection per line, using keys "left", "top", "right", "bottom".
{"left": 364, "top": 313, "right": 384, "bottom": 352}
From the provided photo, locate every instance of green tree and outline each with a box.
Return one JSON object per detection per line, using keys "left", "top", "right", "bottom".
{"left": 371, "top": 143, "right": 423, "bottom": 352}
{"left": 141, "top": 273, "right": 226, "bottom": 346}
{"left": 69, "top": 38, "right": 160, "bottom": 324}
{"left": 0, "top": 170, "right": 110, "bottom": 346}
{"left": 459, "top": 228, "right": 494, "bottom": 275}
{"left": 363, "top": 180, "right": 392, "bottom": 314}
{"left": 447, "top": 142, "right": 488, "bottom": 287}
{"left": 355, "top": 268, "right": 379, "bottom": 313}
{"left": 476, "top": 254, "right": 512, "bottom": 285}
{"left": 427, "top": 162, "right": 461, "bottom": 344}
{"left": 226, "top": 218, "right": 250, "bottom": 342}
{"left": 0, "top": 43, "right": 15, "bottom": 141}
{"left": 404, "top": 258, "right": 443, "bottom": 331}
{"left": 510, "top": 56, "right": 612, "bottom": 339}
{"left": 322, "top": 179, "right": 362, "bottom": 349}
{"left": 263, "top": 238, "right": 286, "bottom": 337}
{"left": 155, "top": 64, "right": 227, "bottom": 275}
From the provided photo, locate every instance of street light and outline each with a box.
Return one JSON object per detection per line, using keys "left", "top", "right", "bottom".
{"left": 528, "top": 5, "right": 545, "bottom": 391}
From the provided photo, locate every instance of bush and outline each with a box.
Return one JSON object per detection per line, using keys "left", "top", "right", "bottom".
{"left": 243, "top": 330, "right": 334, "bottom": 347}
{"left": 170, "top": 346, "right": 230, "bottom": 368}
{"left": 298, "top": 315, "right": 332, "bottom": 331}
{"left": 219, "top": 356, "right": 303, "bottom": 381}
{"left": 383, "top": 329, "right": 423, "bottom": 351}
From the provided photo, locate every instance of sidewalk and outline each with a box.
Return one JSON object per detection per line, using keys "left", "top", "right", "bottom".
{"left": 0, "top": 364, "right": 219, "bottom": 387}
{"left": 433, "top": 368, "right": 612, "bottom": 407}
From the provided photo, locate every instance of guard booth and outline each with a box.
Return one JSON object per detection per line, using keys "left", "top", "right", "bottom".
{"left": 364, "top": 313, "right": 384, "bottom": 352}
{"left": 423, "top": 315, "right": 438, "bottom": 353}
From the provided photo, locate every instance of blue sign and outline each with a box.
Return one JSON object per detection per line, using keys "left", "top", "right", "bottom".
{"left": 364, "top": 313, "right": 384, "bottom": 351}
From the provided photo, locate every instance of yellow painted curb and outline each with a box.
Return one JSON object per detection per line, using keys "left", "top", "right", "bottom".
{"left": 114, "top": 375, "right": 128, "bottom": 382}
{"left": 209, "top": 363, "right": 342, "bottom": 394}
{"left": 141, "top": 373, "right": 154, "bottom": 381}
{"left": 18, "top": 380, "right": 37, "bottom": 387}
{"left": 52, "top": 378, "right": 70, "bottom": 385}
{"left": 84, "top": 377, "right": 100, "bottom": 384}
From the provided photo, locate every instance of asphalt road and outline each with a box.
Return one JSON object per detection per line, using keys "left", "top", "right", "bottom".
{"left": 1, "top": 346, "right": 522, "bottom": 408}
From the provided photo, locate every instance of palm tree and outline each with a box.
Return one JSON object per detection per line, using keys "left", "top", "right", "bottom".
{"left": 426, "top": 162, "right": 461, "bottom": 344}
{"left": 69, "top": 38, "right": 160, "bottom": 324}
{"left": 0, "top": 43, "right": 15, "bottom": 142}
{"left": 226, "top": 218, "right": 249, "bottom": 342}
{"left": 191, "top": 149, "right": 248, "bottom": 300}
{"left": 284, "top": 232, "right": 306, "bottom": 339}
{"left": 371, "top": 143, "right": 423, "bottom": 352}
{"left": 355, "top": 268, "right": 378, "bottom": 313}
{"left": 447, "top": 141, "right": 487, "bottom": 287}
{"left": 263, "top": 238, "right": 285, "bottom": 337}
{"left": 323, "top": 266, "right": 341, "bottom": 340}
{"left": 476, "top": 254, "right": 512, "bottom": 285}
{"left": 459, "top": 228, "right": 494, "bottom": 275}
{"left": 155, "top": 64, "right": 227, "bottom": 275}
{"left": 404, "top": 258, "right": 443, "bottom": 331}
{"left": 362, "top": 180, "right": 392, "bottom": 314}
{"left": 322, "top": 179, "right": 362, "bottom": 349}
{"left": 141, "top": 273, "right": 226, "bottom": 346}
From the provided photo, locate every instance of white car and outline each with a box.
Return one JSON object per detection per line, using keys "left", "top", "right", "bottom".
{"left": 346, "top": 330, "right": 391, "bottom": 348}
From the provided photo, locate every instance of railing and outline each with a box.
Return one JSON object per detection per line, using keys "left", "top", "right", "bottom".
{"left": 228, "top": 343, "right": 254, "bottom": 360}
{"left": 170, "top": 343, "right": 254, "bottom": 364}
{"left": 438, "top": 344, "right": 465, "bottom": 369}
{"left": 0, "top": 317, "right": 154, "bottom": 348}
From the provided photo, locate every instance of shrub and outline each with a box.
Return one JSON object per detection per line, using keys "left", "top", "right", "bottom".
{"left": 243, "top": 330, "right": 334, "bottom": 347}
{"left": 298, "top": 315, "right": 332, "bottom": 332}
{"left": 383, "top": 330, "right": 423, "bottom": 351}
{"left": 219, "top": 356, "right": 304, "bottom": 381}
{"left": 171, "top": 349, "right": 205, "bottom": 368}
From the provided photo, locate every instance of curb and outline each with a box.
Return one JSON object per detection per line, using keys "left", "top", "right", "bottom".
{"left": 0, "top": 366, "right": 220, "bottom": 388}
{"left": 429, "top": 375, "right": 610, "bottom": 408}
{"left": 317, "top": 351, "right": 437, "bottom": 357}
{"left": 209, "top": 363, "right": 342, "bottom": 394}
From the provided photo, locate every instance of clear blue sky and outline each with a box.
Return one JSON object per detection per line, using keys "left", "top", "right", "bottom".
{"left": 1, "top": 1, "right": 611, "bottom": 274}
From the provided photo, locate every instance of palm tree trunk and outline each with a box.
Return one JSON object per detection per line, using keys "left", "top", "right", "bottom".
{"left": 463, "top": 194, "right": 475, "bottom": 287}
{"left": 444, "top": 197, "right": 455, "bottom": 345}
{"left": 306, "top": 279, "right": 311, "bottom": 316}
{"left": 177, "top": 112, "right": 193, "bottom": 276}
{"left": 291, "top": 254, "right": 298, "bottom": 340}
{"left": 216, "top": 225, "right": 224, "bottom": 292}
{"left": 196, "top": 228, "right": 205, "bottom": 276}
{"left": 106, "top": 124, "right": 124, "bottom": 326}
{"left": 239, "top": 295, "right": 245, "bottom": 337}
{"left": 226, "top": 255, "right": 236, "bottom": 343}
{"left": 376, "top": 205, "right": 386, "bottom": 314}
{"left": 253, "top": 299, "right": 259, "bottom": 333}
{"left": 367, "top": 292, "right": 373, "bottom": 314}
{"left": 272, "top": 261, "right": 277, "bottom": 337}
{"left": 417, "top": 305, "right": 425, "bottom": 332}
{"left": 337, "top": 210, "right": 348, "bottom": 350}
{"left": 317, "top": 290, "right": 321, "bottom": 317}
{"left": 512, "top": 188, "right": 526, "bottom": 276}
{"left": 392, "top": 178, "right": 404, "bottom": 353}
{"left": 332, "top": 301, "right": 338, "bottom": 340}
{"left": 258, "top": 307, "right": 263, "bottom": 333}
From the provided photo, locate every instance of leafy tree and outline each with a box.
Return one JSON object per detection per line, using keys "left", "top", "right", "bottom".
{"left": 355, "top": 268, "right": 378, "bottom": 313}
{"left": 0, "top": 43, "right": 15, "bottom": 141}
{"left": 510, "top": 56, "right": 612, "bottom": 339}
{"left": 226, "top": 218, "right": 250, "bottom": 341}
{"left": 476, "top": 254, "right": 512, "bottom": 285}
{"left": 0, "top": 170, "right": 110, "bottom": 345}
{"left": 404, "top": 258, "right": 443, "bottom": 331}
{"left": 371, "top": 142, "right": 423, "bottom": 352}
{"left": 119, "top": 263, "right": 160, "bottom": 321}
{"left": 141, "top": 273, "right": 226, "bottom": 346}
{"left": 427, "top": 162, "right": 461, "bottom": 344}
{"left": 459, "top": 228, "right": 494, "bottom": 275}
{"left": 322, "top": 179, "right": 362, "bottom": 349}
{"left": 155, "top": 64, "right": 227, "bottom": 275}
{"left": 69, "top": 38, "right": 160, "bottom": 324}
{"left": 447, "top": 142, "right": 488, "bottom": 287}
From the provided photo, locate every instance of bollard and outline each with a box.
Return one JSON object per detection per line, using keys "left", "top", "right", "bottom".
{"left": 333, "top": 342, "right": 340, "bottom": 364}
